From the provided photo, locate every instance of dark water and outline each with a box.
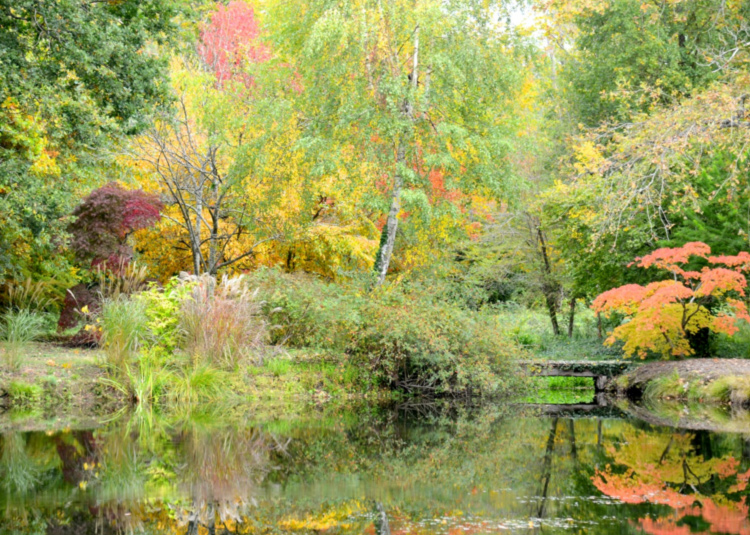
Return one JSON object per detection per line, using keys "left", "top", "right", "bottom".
{"left": 0, "top": 402, "right": 749, "bottom": 534}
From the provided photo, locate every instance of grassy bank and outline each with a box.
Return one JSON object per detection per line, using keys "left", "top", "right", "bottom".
{"left": 0, "top": 343, "right": 389, "bottom": 415}
{"left": 615, "top": 359, "right": 750, "bottom": 407}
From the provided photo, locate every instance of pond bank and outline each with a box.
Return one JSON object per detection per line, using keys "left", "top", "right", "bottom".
{"left": 0, "top": 343, "right": 386, "bottom": 418}
{"left": 613, "top": 358, "right": 750, "bottom": 407}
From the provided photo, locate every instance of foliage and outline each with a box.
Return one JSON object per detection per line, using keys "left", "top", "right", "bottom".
{"left": 541, "top": 0, "right": 749, "bottom": 125}
{"left": 0, "top": 309, "right": 48, "bottom": 370}
{"left": 593, "top": 242, "right": 750, "bottom": 358}
{"left": 95, "top": 274, "right": 268, "bottom": 406}
{"left": 68, "top": 183, "right": 162, "bottom": 268}
{"left": 260, "top": 0, "right": 525, "bottom": 284}
{"left": 197, "top": 0, "right": 269, "bottom": 87}
{"left": 0, "top": 0, "right": 178, "bottom": 281}
{"left": 135, "top": 279, "right": 194, "bottom": 357}
{"left": 249, "top": 268, "right": 524, "bottom": 397}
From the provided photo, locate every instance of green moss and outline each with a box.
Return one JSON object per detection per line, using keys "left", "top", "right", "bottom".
{"left": 642, "top": 371, "right": 683, "bottom": 402}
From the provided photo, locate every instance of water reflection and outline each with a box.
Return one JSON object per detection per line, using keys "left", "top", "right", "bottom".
{"left": 0, "top": 404, "right": 748, "bottom": 534}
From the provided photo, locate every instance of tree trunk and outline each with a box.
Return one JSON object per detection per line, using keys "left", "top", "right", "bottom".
{"left": 536, "top": 225, "right": 561, "bottom": 336}
{"left": 374, "top": 25, "right": 418, "bottom": 287}
{"left": 597, "top": 312, "right": 603, "bottom": 340}
{"left": 567, "top": 296, "right": 576, "bottom": 338}
{"left": 545, "top": 294, "right": 561, "bottom": 336}
{"left": 375, "top": 142, "right": 405, "bottom": 286}
{"left": 537, "top": 417, "right": 559, "bottom": 519}
{"left": 193, "top": 193, "right": 203, "bottom": 275}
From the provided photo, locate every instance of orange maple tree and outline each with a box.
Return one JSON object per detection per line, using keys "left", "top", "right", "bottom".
{"left": 592, "top": 242, "right": 750, "bottom": 358}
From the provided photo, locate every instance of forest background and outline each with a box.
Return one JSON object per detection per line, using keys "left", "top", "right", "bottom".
{"left": 2, "top": 0, "right": 750, "bottom": 401}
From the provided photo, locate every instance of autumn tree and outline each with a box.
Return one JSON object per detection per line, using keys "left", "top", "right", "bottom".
{"left": 592, "top": 242, "right": 750, "bottom": 358}
{"left": 197, "top": 0, "right": 269, "bottom": 87}
{"left": 263, "top": 0, "right": 524, "bottom": 285}
{"left": 68, "top": 183, "right": 162, "bottom": 269}
{"left": 0, "top": 0, "right": 178, "bottom": 282}
{"left": 133, "top": 3, "right": 301, "bottom": 277}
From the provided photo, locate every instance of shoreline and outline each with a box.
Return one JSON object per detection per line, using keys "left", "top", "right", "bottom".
{"left": 612, "top": 358, "right": 750, "bottom": 408}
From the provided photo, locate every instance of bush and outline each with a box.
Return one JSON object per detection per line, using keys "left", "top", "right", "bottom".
{"left": 247, "top": 268, "right": 363, "bottom": 350}
{"left": 248, "top": 268, "right": 524, "bottom": 397}
{"left": 351, "top": 297, "right": 522, "bottom": 396}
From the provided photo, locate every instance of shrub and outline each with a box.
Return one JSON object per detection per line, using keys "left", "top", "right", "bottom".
{"left": 68, "top": 182, "right": 162, "bottom": 268}
{"left": 135, "top": 278, "right": 194, "bottom": 358}
{"left": 247, "top": 268, "right": 362, "bottom": 349}
{"left": 593, "top": 242, "right": 750, "bottom": 358}
{"left": 248, "top": 268, "right": 524, "bottom": 397}
{"left": 0, "top": 309, "right": 47, "bottom": 370}
{"left": 350, "top": 295, "right": 522, "bottom": 396}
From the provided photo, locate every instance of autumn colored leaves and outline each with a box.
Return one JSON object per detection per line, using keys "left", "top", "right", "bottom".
{"left": 593, "top": 242, "right": 750, "bottom": 358}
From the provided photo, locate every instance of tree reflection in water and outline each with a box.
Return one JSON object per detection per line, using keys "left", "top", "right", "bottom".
{"left": 0, "top": 404, "right": 748, "bottom": 534}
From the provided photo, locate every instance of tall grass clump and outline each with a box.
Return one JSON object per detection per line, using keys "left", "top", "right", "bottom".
{"left": 98, "top": 296, "right": 149, "bottom": 371}
{"left": 96, "top": 275, "right": 267, "bottom": 407}
{"left": 181, "top": 275, "right": 267, "bottom": 369}
{"left": 0, "top": 309, "right": 47, "bottom": 370}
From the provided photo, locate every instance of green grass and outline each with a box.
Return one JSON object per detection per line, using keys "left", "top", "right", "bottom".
{"left": 523, "top": 375, "right": 596, "bottom": 404}
{"left": 99, "top": 296, "right": 149, "bottom": 371}
{"left": 641, "top": 371, "right": 750, "bottom": 406}
{"left": 7, "top": 381, "right": 43, "bottom": 405}
{"left": 1, "top": 309, "right": 48, "bottom": 370}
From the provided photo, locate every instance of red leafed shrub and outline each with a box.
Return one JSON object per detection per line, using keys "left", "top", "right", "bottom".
{"left": 68, "top": 182, "right": 162, "bottom": 269}
{"left": 197, "top": 1, "right": 269, "bottom": 87}
{"left": 592, "top": 242, "right": 750, "bottom": 358}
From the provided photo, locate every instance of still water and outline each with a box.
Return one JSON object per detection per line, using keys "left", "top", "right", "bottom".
{"left": 0, "top": 402, "right": 748, "bottom": 534}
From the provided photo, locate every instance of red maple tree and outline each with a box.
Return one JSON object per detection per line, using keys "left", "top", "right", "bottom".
{"left": 592, "top": 242, "right": 750, "bottom": 358}
{"left": 197, "top": 1, "right": 270, "bottom": 87}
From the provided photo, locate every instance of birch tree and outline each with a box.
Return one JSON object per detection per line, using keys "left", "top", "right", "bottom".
{"left": 264, "top": 0, "right": 524, "bottom": 285}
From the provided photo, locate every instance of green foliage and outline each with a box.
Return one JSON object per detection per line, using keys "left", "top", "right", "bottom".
{"left": 0, "top": 309, "right": 47, "bottom": 370}
{"left": 6, "top": 381, "right": 43, "bottom": 406}
{"left": 0, "top": 0, "right": 179, "bottom": 282}
{"left": 135, "top": 279, "right": 194, "bottom": 357}
{"left": 249, "top": 268, "right": 524, "bottom": 397}
{"left": 99, "top": 297, "right": 149, "bottom": 372}
{"left": 561, "top": 0, "right": 735, "bottom": 126}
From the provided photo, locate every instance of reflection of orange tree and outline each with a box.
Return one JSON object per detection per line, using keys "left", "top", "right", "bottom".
{"left": 592, "top": 428, "right": 750, "bottom": 535}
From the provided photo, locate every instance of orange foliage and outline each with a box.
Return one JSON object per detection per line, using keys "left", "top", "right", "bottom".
{"left": 637, "top": 498, "right": 750, "bottom": 535}
{"left": 592, "top": 242, "right": 750, "bottom": 358}
{"left": 592, "top": 469, "right": 695, "bottom": 508}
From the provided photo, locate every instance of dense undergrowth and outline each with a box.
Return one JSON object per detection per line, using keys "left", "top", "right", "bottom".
{"left": 47, "top": 269, "right": 526, "bottom": 407}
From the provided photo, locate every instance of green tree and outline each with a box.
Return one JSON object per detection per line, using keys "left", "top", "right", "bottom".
{"left": 0, "top": 0, "right": 178, "bottom": 282}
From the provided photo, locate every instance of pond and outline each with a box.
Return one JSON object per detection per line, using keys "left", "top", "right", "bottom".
{"left": 0, "top": 401, "right": 749, "bottom": 534}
